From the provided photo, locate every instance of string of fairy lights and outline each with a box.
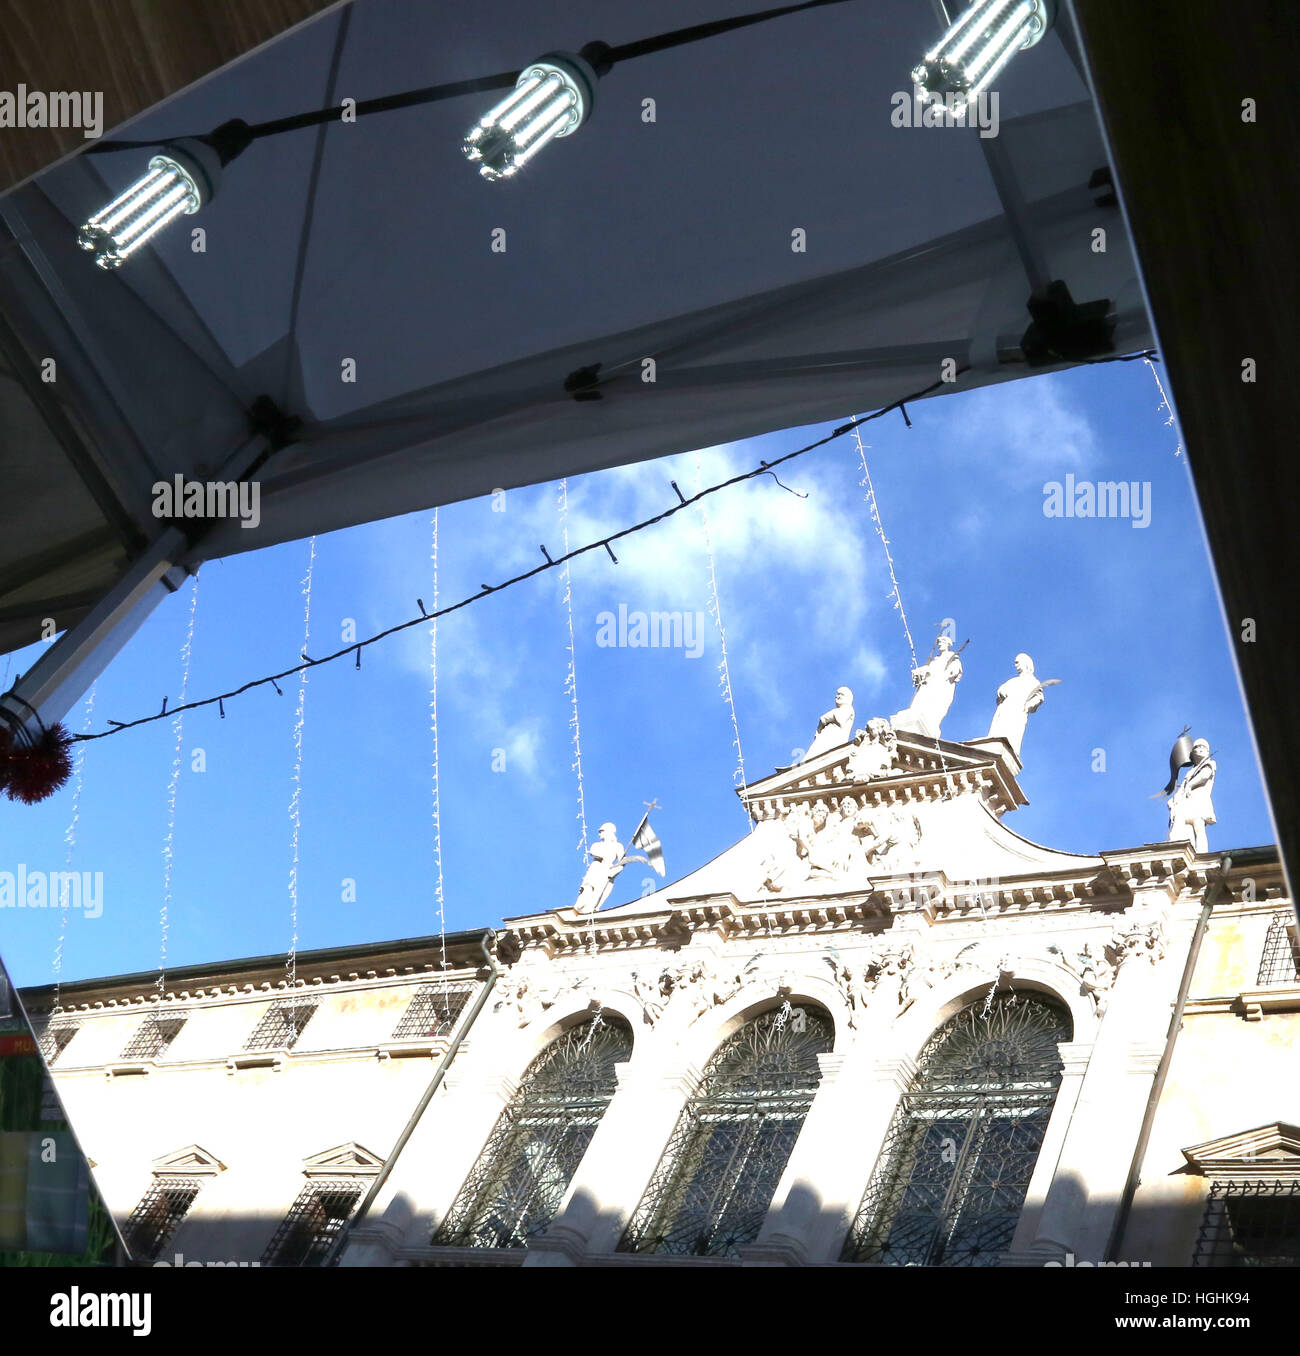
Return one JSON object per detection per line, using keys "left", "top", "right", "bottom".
{"left": 75, "top": 364, "right": 1040, "bottom": 744}
{"left": 430, "top": 509, "right": 450, "bottom": 1013}
{"left": 13, "top": 345, "right": 1159, "bottom": 1014}
{"left": 158, "top": 577, "right": 200, "bottom": 998}
{"left": 693, "top": 451, "right": 751, "bottom": 830}
{"left": 285, "top": 537, "right": 317, "bottom": 992}
{"left": 558, "top": 478, "right": 591, "bottom": 862}
{"left": 1145, "top": 357, "right": 1182, "bottom": 458}
{"left": 51, "top": 685, "right": 96, "bottom": 1016}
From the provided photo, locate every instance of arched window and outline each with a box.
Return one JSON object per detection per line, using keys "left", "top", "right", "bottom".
{"left": 620, "top": 1004, "right": 833, "bottom": 1257}
{"left": 434, "top": 1015, "right": 631, "bottom": 1249}
{"left": 843, "top": 991, "right": 1071, "bottom": 1266}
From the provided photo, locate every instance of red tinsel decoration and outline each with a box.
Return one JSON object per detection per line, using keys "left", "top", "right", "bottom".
{"left": 3, "top": 722, "right": 75, "bottom": 804}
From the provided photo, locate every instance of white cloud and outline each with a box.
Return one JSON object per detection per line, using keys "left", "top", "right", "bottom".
{"left": 931, "top": 375, "right": 1098, "bottom": 487}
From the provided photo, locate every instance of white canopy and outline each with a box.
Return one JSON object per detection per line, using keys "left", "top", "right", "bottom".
{"left": 0, "top": 0, "right": 1151, "bottom": 714}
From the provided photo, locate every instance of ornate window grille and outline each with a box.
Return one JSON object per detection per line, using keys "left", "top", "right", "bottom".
{"left": 38, "top": 1021, "right": 79, "bottom": 1065}
{"left": 242, "top": 1000, "right": 318, "bottom": 1052}
{"left": 392, "top": 984, "right": 471, "bottom": 1039}
{"left": 1257, "top": 912, "right": 1300, "bottom": 986}
{"left": 620, "top": 1005, "right": 833, "bottom": 1258}
{"left": 1193, "top": 1180, "right": 1300, "bottom": 1266}
{"left": 122, "top": 1178, "right": 202, "bottom": 1261}
{"left": 842, "top": 992, "right": 1071, "bottom": 1267}
{"left": 121, "top": 1016, "right": 187, "bottom": 1061}
{"left": 261, "top": 1180, "right": 363, "bottom": 1267}
{"left": 434, "top": 1015, "right": 632, "bottom": 1250}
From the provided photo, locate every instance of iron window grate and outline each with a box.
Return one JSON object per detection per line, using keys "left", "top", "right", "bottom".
{"left": 1193, "top": 1179, "right": 1300, "bottom": 1266}
{"left": 261, "top": 1180, "right": 362, "bottom": 1267}
{"left": 121, "top": 1016, "right": 187, "bottom": 1061}
{"left": 1256, "top": 912, "right": 1300, "bottom": 986}
{"left": 842, "top": 993, "right": 1071, "bottom": 1267}
{"left": 38, "top": 1022, "right": 79, "bottom": 1065}
{"left": 392, "top": 985, "right": 471, "bottom": 1040}
{"left": 123, "top": 1179, "right": 202, "bottom": 1261}
{"left": 435, "top": 1016, "right": 632, "bottom": 1250}
{"left": 620, "top": 1005, "right": 833, "bottom": 1259}
{"left": 242, "top": 1000, "right": 318, "bottom": 1052}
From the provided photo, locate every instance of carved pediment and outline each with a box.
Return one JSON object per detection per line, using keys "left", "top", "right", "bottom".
{"left": 741, "top": 728, "right": 1026, "bottom": 822}
{"left": 152, "top": 1144, "right": 225, "bottom": 1176}
{"left": 303, "top": 1142, "right": 385, "bottom": 1176}
{"left": 1183, "top": 1123, "right": 1300, "bottom": 1178}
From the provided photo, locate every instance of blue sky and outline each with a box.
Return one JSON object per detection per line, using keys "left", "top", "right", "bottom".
{"left": 0, "top": 359, "right": 1273, "bottom": 987}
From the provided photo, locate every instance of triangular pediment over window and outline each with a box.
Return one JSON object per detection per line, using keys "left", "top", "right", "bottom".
{"left": 302, "top": 1142, "right": 384, "bottom": 1176}
{"left": 151, "top": 1144, "right": 226, "bottom": 1176}
{"left": 1183, "top": 1123, "right": 1300, "bottom": 1178}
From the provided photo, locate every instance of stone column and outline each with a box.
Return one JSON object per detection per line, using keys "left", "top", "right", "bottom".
{"left": 523, "top": 1058, "right": 699, "bottom": 1266}
{"left": 1007, "top": 889, "right": 1196, "bottom": 1265}
{"left": 338, "top": 1063, "right": 518, "bottom": 1265}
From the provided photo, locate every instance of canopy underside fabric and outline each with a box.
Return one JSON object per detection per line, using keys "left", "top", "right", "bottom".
{"left": 0, "top": 0, "right": 1152, "bottom": 662}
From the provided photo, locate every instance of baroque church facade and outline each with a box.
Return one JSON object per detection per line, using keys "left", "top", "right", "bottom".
{"left": 19, "top": 705, "right": 1300, "bottom": 1268}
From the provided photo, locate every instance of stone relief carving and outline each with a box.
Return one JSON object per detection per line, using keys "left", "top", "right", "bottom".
{"left": 1048, "top": 940, "right": 1117, "bottom": 1013}
{"left": 629, "top": 966, "right": 673, "bottom": 1026}
{"left": 825, "top": 941, "right": 917, "bottom": 1027}
{"left": 754, "top": 795, "right": 926, "bottom": 896}
{"left": 845, "top": 717, "right": 900, "bottom": 782}
{"left": 1108, "top": 917, "right": 1166, "bottom": 968}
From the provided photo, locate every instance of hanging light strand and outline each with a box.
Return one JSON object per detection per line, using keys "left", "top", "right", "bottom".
{"left": 558, "top": 478, "right": 590, "bottom": 861}
{"left": 52, "top": 684, "right": 96, "bottom": 1016}
{"left": 851, "top": 419, "right": 960, "bottom": 800}
{"left": 693, "top": 452, "right": 751, "bottom": 828}
{"left": 286, "top": 537, "right": 317, "bottom": 992}
{"left": 1145, "top": 357, "right": 1182, "bottom": 458}
{"left": 852, "top": 420, "right": 918, "bottom": 670}
{"left": 159, "top": 576, "right": 200, "bottom": 998}
{"left": 72, "top": 354, "right": 1154, "bottom": 745}
{"left": 430, "top": 510, "right": 449, "bottom": 1014}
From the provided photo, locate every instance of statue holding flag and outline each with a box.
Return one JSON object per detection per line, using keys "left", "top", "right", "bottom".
{"left": 1162, "top": 736, "right": 1217, "bottom": 853}
{"left": 573, "top": 804, "right": 666, "bottom": 913}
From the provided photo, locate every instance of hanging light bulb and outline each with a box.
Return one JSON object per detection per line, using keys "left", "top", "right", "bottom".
{"left": 78, "top": 120, "right": 251, "bottom": 270}
{"left": 912, "top": 0, "right": 1056, "bottom": 109}
{"left": 465, "top": 46, "right": 608, "bottom": 181}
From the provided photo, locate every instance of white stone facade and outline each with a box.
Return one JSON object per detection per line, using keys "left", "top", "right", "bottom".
{"left": 22, "top": 730, "right": 1300, "bottom": 1267}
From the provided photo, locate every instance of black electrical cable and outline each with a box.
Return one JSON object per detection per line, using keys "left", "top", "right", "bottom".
{"left": 86, "top": 0, "right": 860, "bottom": 155}
{"left": 66, "top": 348, "right": 1156, "bottom": 743}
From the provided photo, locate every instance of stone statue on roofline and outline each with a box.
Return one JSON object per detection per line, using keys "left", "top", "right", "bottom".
{"left": 1164, "top": 736, "right": 1217, "bottom": 853}
{"left": 986, "top": 652, "right": 1059, "bottom": 759}
{"left": 893, "top": 634, "right": 964, "bottom": 739}
{"left": 805, "top": 686, "right": 856, "bottom": 761}
{"left": 573, "top": 807, "right": 666, "bottom": 913}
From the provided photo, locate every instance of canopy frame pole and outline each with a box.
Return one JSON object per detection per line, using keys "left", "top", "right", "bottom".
{"left": 0, "top": 433, "right": 270, "bottom": 735}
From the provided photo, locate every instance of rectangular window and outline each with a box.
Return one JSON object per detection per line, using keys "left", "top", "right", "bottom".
{"left": 1256, "top": 913, "right": 1300, "bottom": 986}
{"left": 120, "top": 1016, "right": 187, "bottom": 1061}
{"left": 261, "top": 1180, "right": 362, "bottom": 1267}
{"left": 242, "top": 1000, "right": 318, "bottom": 1053}
{"left": 38, "top": 1022, "right": 79, "bottom": 1065}
{"left": 392, "top": 985, "right": 470, "bottom": 1040}
{"left": 1193, "top": 1180, "right": 1300, "bottom": 1266}
{"left": 123, "top": 1178, "right": 202, "bottom": 1261}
